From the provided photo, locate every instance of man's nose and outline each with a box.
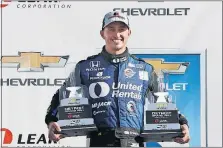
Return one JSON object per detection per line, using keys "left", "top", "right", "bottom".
{"left": 114, "top": 31, "right": 121, "bottom": 38}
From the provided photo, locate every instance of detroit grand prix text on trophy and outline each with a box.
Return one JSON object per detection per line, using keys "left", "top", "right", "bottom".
{"left": 140, "top": 69, "right": 184, "bottom": 142}
{"left": 55, "top": 71, "right": 97, "bottom": 137}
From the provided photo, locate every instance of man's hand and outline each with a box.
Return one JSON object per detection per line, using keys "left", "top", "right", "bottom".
{"left": 174, "top": 124, "right": 190, "bottom": 144}
{"left": 48, "top": 122, "right": 64, "bottom": 142}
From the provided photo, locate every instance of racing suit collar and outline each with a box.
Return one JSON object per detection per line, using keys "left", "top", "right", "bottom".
{"left": 100, "top": 46, "right": 129, "bottom": 64}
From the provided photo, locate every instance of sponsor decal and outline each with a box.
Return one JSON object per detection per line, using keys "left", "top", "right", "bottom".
{"left": 113, "top": 8, "right": 190, "bottom": 16}
{"left": 127, "top": 101, "right": 136, "bottom": 115}
{"left": 124, "top": 68, "right": 136, "bottom": 78}
{"left": 92, "top": 101, "right": 111, "bottom": 109}
{"left": 1, "top": 128, "right": 59, "bottom": 146}
{"left": 1, "top": 52, "right": 68, "bottom": 72}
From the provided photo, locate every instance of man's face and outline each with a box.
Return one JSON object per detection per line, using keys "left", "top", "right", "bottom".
{"left": 101, "top": 21, "right": 131, "bottom": 51}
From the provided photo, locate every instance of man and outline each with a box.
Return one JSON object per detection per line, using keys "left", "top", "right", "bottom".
{"left": 45, "top": 11, "right": 190, "bottom": 147}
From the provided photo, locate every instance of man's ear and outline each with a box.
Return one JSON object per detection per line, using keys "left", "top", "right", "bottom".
{"left": 128, "top": 29, "right": 132, "bottom": 36}
{"left": 100, "top": 30, "right": 105, "bottom": 39}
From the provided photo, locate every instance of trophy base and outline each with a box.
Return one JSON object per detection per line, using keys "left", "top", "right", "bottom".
{"left": 140, "top": 129, "right": 183, "bottom": 142}
{"left": 55, "top": 124, "right": 97, "bottom": 137}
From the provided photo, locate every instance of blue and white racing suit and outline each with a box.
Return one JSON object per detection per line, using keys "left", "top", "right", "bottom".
{"left": 45, "top": 46, "right": 188, "bottom": 147}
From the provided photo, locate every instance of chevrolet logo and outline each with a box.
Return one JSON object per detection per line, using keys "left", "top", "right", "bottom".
{"left": 1, "top": 52, "right": 69, "bottom": 72}
{"left": 156, "top": 103, "right": 168, "bottom": 109}
{"left": 69, "top": 98, "right": 76, "bottom": 103}
{"left": 144, "top": 59, "right": 189, "bottom": 74}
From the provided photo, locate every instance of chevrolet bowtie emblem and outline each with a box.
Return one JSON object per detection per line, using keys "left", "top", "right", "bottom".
{"left": 1, "top": 52, "right": 69, "bottom": 72}
{"left": 144, "top": 59, "right": 189, "bottom": 74}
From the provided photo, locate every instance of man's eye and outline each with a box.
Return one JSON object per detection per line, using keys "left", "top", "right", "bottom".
{"left": 119, "top": 28, "right": 126, "bottom": 32}
{"left": 109, "top": 28, "right": 115, "bottom": 31}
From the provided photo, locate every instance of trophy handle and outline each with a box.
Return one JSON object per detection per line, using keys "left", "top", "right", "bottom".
{"left": 54, "top": 130, "right": 68, "bottom": 136}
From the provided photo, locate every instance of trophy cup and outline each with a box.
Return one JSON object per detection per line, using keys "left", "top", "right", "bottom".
{"left": 55, "top": 65, "right": 97, "bottom": 137}
{"left": 140, "top": 70, "right": 183, "bottom": 142}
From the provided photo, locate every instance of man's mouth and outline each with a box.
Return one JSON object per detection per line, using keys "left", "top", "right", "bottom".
{"left": 112, "top": 39, "right": 123, "bottom": 44}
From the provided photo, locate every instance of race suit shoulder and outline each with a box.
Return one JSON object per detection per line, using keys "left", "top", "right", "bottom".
{"left": 45, "top": 46, "right": 189, "bottom": 130}
{"left": 45, "top": 54, "right": 102, "bottom": 126}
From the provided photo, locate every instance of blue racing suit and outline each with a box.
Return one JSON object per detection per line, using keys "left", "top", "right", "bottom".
{"left": 45, "top": 46, "right": 188, "bottom": 147}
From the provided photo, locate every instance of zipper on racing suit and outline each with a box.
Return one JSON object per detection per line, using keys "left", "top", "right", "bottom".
{"left": 113, "top": 63, "right": 120, "bottom": 127}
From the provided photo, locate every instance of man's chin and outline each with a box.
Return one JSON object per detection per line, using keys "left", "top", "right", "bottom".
{"left": 113, "top": 45, "right": 124, "bottom": 51}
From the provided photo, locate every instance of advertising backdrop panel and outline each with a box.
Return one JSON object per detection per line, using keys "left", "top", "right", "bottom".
{"left": 132, "top": 49, "right": 206, "bottom": 147}
{"left": 1, "top": 1, "right": 221, "bottom": 147}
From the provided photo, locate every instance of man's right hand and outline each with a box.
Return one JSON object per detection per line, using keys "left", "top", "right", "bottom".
{"left": 48, "top": 122, "right": 64, "bottom": 142}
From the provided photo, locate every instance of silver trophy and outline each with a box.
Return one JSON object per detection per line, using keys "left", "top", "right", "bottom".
{"left": 55, "top": 63, "right": 97, "bottom": 137}
{"left": 140, "top": 70, "right": 183, "bottom": 142}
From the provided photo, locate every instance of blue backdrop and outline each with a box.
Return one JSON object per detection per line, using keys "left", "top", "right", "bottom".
{"left": 134, "top": 54, "right": 201, "bottom": 147}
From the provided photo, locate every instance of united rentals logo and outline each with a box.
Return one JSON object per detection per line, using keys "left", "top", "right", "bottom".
{"left": 1, "top": 52, "right": 69, "bottom": 72}
{"left": 144, "top": 59, "right": 189, "bottom": 74}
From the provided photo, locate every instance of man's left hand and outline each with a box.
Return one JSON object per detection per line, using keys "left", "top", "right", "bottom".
{"left": 174, "top": 124, "right": 190, "bottom": 144}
